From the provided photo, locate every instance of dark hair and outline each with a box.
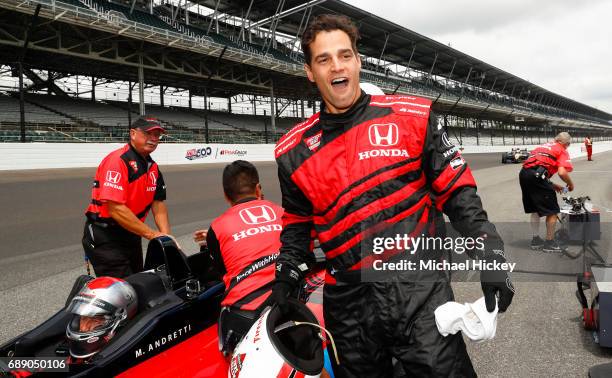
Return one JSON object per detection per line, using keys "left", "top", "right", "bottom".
{"left": 222, "top": 160, "right": 260, "bottom": 202}
{"left": 301, "top": 14, "right": 360, "bottom": 65}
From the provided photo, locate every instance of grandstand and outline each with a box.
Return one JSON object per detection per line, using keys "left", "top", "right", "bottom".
{"left": 0, "top": 0, "right": 610, "bottom": 144}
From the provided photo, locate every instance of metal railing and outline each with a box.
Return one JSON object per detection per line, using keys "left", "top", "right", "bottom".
{"left": 4, "top": 0, "right": 302, "bottom": 75}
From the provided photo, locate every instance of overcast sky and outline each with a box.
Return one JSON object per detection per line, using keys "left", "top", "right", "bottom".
{"left": 346, "top": 0, "right": 612, "bottom": 115}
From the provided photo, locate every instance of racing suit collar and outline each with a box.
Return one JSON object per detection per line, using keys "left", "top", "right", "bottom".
{"left": 319, "top": 90, "right": 369, "bottom": 127}
{"left": 127, "top": 142, "right": 154, "bottom": 165}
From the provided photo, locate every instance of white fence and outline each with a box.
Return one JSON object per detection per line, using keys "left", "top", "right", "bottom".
{"left": 0, "top": 143, "right": 274, "bottom": 170}
{"left": 2, "top": 141, "right": 612, "bottom": 170}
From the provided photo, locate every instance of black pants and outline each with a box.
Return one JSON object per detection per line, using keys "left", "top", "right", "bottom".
{"left": 82, "top": 221, "right": 143, "bottom": 278}
{"left": 323, "top": 277, "right": 476, "bottom": 378}
{"left": 519, "top": 167, "right": 560, "bottom": 216}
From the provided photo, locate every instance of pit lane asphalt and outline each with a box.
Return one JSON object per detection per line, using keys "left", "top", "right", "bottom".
{"left": 2, "top": 150, "right": 612, "bottom": 376}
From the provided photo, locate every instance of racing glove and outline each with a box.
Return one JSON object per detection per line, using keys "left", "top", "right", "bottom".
{"left": 478, "top": 229, "right": 515, "bottom": 313}
{"left": 266, "top": 262, "right": 305, "bottom": 315}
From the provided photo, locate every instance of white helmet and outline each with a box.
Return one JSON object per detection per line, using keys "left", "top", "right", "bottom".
{"left": 360, "top": 82, "right": 385, "bottom": 95}
{"left": 66, "top": 277, "right": 137, "bottom": 358}
{"left": 229, "top": 299, "right": 326, "bottom": 378}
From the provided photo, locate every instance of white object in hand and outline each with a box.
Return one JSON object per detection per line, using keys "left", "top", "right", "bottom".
{"left": 434, "top": 296, "right": 498, "bottom": 341}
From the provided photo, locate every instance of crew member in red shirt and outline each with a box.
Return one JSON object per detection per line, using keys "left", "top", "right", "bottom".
{"left": 520, "top": 132, "right": 574, "bottom": 252}
{"left": 193, "top": 160, "right": 283, "bottom": 355}
{"left": 83, "top": 117, "right": 171, "bottom": 278}
{"left": 585, "top": 135, "right": 593, "bottom": 161}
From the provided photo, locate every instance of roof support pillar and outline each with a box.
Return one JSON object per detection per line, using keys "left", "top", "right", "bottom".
{"left": 138, "top": 54, "right": 145, "bottom": 116}
{"left": 377, "top": 33, "right": 390, "bottom": 72}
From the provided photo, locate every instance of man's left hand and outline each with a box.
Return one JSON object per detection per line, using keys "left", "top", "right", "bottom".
{"left": 478, "top": 227, "right": 515, "bottom": 313}
{"left": 481, "top": 269, "right": 515, "bottom": 312}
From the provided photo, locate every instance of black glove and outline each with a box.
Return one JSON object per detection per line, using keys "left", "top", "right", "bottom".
{"left": 481, "top": 268, "right": 515, "bottom": 313}
{"left": 267, "top": 281, "right": 293, "bottom": 314}
{"left": 265, "top": 262, "right": 303, "bottom": 315}
{"left": 478, "top": 230, "right": 515, "bottom": 313}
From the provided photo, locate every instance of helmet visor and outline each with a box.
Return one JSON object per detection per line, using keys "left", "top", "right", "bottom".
{"left": 67, "top": 295, "right": 118, "bottom": 317}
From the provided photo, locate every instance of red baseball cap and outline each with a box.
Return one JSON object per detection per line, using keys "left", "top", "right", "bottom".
{"left": 130, "top": 117, "right": 166, "bottom": 133}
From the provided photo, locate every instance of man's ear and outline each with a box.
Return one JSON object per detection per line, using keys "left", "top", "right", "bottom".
{"left": 304, "top": 63, "right": 315, "bottom": 83}
{"left": 255, "top": 183, "right": 263, "bottom": 199}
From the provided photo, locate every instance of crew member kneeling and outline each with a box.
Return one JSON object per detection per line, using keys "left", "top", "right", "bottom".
{"left": 193, "top": 160, "right": 283, "bottom": 355}
{"left": 520, "top": 132, "right": 574, "bottom": 252}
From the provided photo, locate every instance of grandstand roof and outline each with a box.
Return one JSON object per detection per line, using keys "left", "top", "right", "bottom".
{"left": 194, "top": 0, "right": 611, "bottom": 121}
{"left": 0, "top": 0, "right": 610, "bottom": 129}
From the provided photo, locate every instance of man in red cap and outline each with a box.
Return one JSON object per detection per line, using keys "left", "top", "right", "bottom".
{"left": 82, "top": 116, "right": 171, "bottom": 278}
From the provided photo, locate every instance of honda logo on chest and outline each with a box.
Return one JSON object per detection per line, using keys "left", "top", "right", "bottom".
{"left": 239, "top": 205, "right": 276, "bottom": 225}
{"left": 149, "top": 172, "right": 157, "bottom": 186}
{"left": 368, "top": 123, "right": 399, "bottom": 146}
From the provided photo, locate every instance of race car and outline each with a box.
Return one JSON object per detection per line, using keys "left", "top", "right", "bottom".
{"left": 0, "top": 237, "right": 325, "bottom": 377}
{"left": 501, "top": 148, "right": 530, "bottom": 164}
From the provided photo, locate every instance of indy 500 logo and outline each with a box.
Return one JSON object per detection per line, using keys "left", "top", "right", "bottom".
{"left": 185, "top": 147, "right": 214, "bottom": 160}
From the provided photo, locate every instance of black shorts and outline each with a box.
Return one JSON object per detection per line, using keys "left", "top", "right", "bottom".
{"left": 519, "top": 168, "right": 560, "bottom": 216}
{"left": 82, "top": 221, "right": 143, "bottom": 278}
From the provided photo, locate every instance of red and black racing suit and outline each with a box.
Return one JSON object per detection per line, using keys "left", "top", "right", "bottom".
{"left": 275, "top": 92, "right": 501, "bottom": 377}
{"left": 83, "top": 143, "right": 166, "bottom": 278}
{"left": 205, "top": 198, "right": 283, "bottom": 354}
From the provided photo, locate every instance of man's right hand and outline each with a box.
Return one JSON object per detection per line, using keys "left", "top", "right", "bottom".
{"left": 567, "top": 183, "right": 574, "bottom": 192}
{"left": 266, "top": 281, "right": 293, "bottom": 314}
{"left": 266, "top": 262, "right": 305, "bottom": 314}
{"left": 552, "top": 183, "right": 564, "bottom": 193}
{"left": 145, "top": 230, "right": 167, "bottom": 240}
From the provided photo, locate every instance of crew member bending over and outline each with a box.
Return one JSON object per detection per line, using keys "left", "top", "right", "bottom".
{"left": 520, "top": 132, "right": 574, "bottom": 252}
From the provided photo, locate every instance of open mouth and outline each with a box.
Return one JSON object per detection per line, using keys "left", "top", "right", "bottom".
{"left": 331, "top": 77, "right": 349, "bottom": 89}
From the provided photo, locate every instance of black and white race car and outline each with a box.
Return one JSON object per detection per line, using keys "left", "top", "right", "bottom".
{"left": 501, "top": 148, "right": 530, "bottom": 164}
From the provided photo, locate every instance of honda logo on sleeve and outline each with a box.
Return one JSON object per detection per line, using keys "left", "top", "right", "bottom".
{"left": 239, "top": 205, "right": 276, "bottom": 225}
{"left": 103, "top": 170, "right": 123, "bottom": 190}
{"left": 105, "top": 171, "right": 121, "bottom": 184}
{"left": 368, "top": 123, "right": 398, "bottom": 146}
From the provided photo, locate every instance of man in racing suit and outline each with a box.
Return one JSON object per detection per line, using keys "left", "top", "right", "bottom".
{"left": 268, "top": 14, "right": 514, "bottom": 378}
{"left": 520, "top": 133, "right": 574, "bottom": 252}
{"left": 193, "top": 160, "right": 283, "bottom": 355}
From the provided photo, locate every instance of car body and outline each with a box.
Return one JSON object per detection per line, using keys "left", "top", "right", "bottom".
{"left": 0, "top": 237, "right": 324, "bottom": 377}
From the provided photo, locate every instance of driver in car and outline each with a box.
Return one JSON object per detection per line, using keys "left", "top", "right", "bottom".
{"left": 193, "top": 160, "right": 283, "bottom": 355}
{"left": 65, "top": 276, "right": 138, "bottom": 362}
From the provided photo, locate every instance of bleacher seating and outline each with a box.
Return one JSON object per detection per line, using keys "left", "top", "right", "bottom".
{"left": 25, "top": 94, "right": 132, "bottom": 127}
{"left": 57, "top": 0, "right": 88, "bottom": 8}
{"left": 83, "top": 0, "right": 176, "bottom": 32}
{"left": 0, "top": 94, "right": 72, "bottom": 125}
{"left": 153, "top": 4, "right": 299, "bottom": 65}
{"left": 1, "top": 92, "right": 602, "bottom": 145}
{"left": 46, "top": 1, "right": 608, "bottom": 127}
